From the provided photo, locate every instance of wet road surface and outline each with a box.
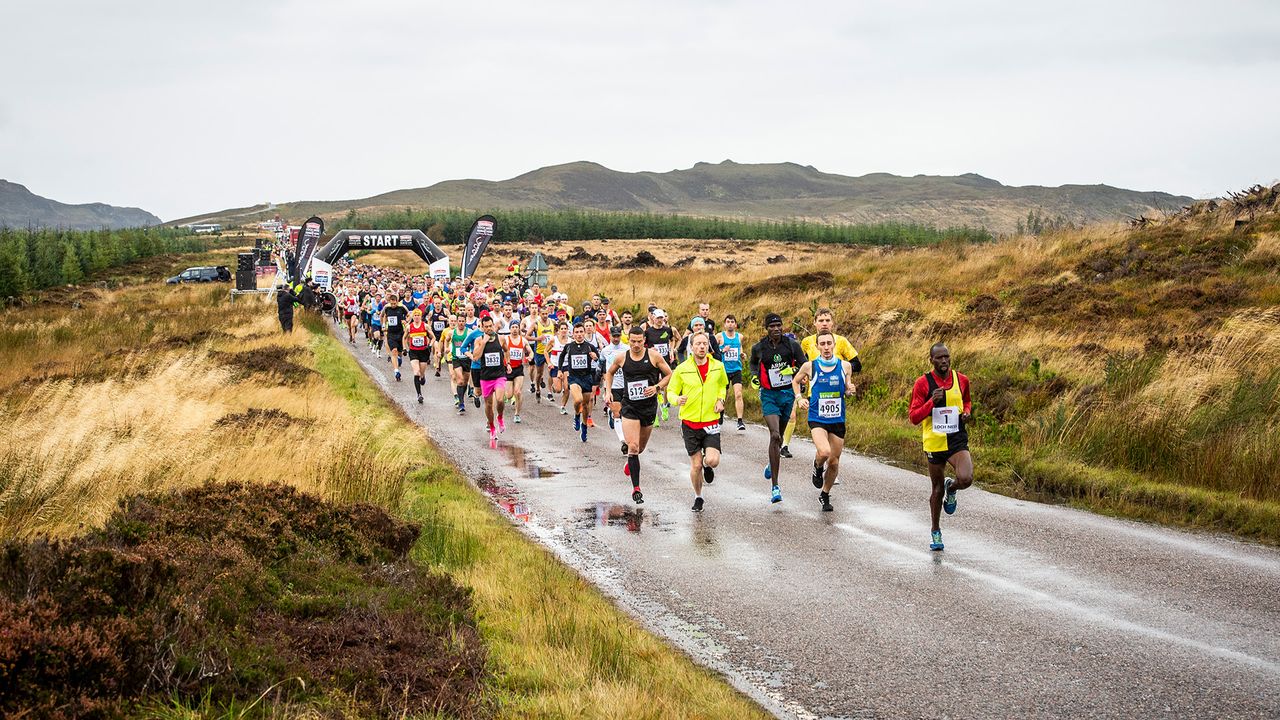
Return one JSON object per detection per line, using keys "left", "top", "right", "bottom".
{"left": 349, "top": 345, "right": 1280, "bottom": 719}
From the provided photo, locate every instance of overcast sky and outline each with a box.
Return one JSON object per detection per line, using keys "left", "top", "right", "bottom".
{"left": 3, "top": 0, "right": 1278, "bottom": 220}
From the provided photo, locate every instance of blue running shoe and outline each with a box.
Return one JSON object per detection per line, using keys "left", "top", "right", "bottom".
{"left": 764, "top": 465, "right": 773, "bottom": 480}
{"left": 929, "top": 530, "right": 944, "bottom": 551}
{"left": 943, "top": 477, "right": 957, "bottom": 515}
{"left": 574, "top": 414, "right": 581, "bottom": 431}
{"left": 394, "top": 370, "right": 401, "bottom": 382}
{"left": 580, "top": 422, "right": 588, "bottom": 443}
{"left": 770, "top": 485, "right": 782, "bottom": 503}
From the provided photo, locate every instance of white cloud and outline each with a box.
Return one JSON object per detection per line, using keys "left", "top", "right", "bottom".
{"left": 2, "top": 0, "right": 1277, "bottom": 218}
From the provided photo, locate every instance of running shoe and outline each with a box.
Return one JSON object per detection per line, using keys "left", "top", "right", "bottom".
{"left": 586, "top": 417, "right": 595, "bottom": 428}
{"left": 764, "top": 465, "right": 773, "bottom": 480}
{"left": 514, "top": 414, "right": 522, "bottom": 424}
{"left": 692, "top": 497, "right": 704, "bottom": 512}
{"left": 703, "top": 465, "right": 715, "bottom": 484}
{"left": 435, "top": 369, "right": 441, "bottom": 377}
{"left": 395, "top": 370, "right": 401, "bottom": 381}
{"left": 386, "top": 354, "right": 391, "bottom": 363}
{"left": 661, "top": 404, "right": 669, "bottom": 421}
{"left": 819, "top": 491, "right": 833, "bottom": 512}
{"left": 737, "top": 418, "right": 746, "bottom": 431}
{"left": 652, "top": 415, "right": 661, "bottom": 429}
{"left": 770, "top": 485, "right": 783, "bottom": 504}
{"left": 632, "top": 488, "right": 644, "bottom": 504}
{"left": 497, "top": 416, "right": 506, "bottom": 433}
{"left": 547, "top": 392, "right": 555, "bottom": 402}
{"left": 811, "top": 464, "right": 824, "bottom": 489}
{"left": 417, "top": 394, "right": 424, "bottom": 404}
{"left": 560, "top": 406, "right": 568, "bottom": 415}
{"left": 574, "top": 414, "right": 581, "bottom": 431}
{"left": 489, "top": 436, "right": 497, "bottom": 449}
{"left": 780, "top": 445, "right": 793, "bottom": 459}
{"left": 620, "top": 442, "right": 628, "bottom": 455}
{"left": 457, "top": 406, "right": 465, "bottom": 415}
{"left": 608, "top": 412, "right": 615, "bottom": 429}
{"left": 473, "top": 394, "right": 481, "bottom": 408}
{"left": 943, "top": 477, "right": 957, "bottom": 515}
{"left": 929, "top": 530, "right": 944, "bottom": 551}
{"left": 580, "top": 423, "right": 588, "bottom": 443}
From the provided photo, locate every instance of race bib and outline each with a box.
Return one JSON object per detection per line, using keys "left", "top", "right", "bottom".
{"left": 509, "top": 348, "right": 524, "bottom": 360}
{"left": 766, "top": 366, "right": 788, "bottom": 387}
{"left": 654, "top": 343, "right": 669, "bottom": 357}
{"left": 723, "top": 346, "right": 739, "bottom": 362}
{"left": 704, "top": 423, "right": 721, "bottom": 435}
{"left": 484, "top": 351, "right": 501, "bottom": 367}
{"left": 626, "top": 380, "right": 650, "bottom": 401}
{"left": 571, "top": 354, "right": 588, "bottom": 370}
{"left": 816, "top": 394, "right": 842, "bottom": 419}
{"left": 932, "top": 406, "right": 961, "bottom": 434}
{"left": 410, "top": 336, "right": 426, "bottom": 349}
{"left": 386, "top": 315, "right": 398, "bottom": 327}
{"left": 433, "top": 320, "right": 446, "bottom": 331}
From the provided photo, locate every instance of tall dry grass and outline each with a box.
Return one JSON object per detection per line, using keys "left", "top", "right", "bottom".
{"left": 0, "top": 283, "right": 416, "bottom": 540}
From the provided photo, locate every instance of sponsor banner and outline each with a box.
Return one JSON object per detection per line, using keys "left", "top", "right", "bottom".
{"left": 461, "top": 215, "right": 496, "bottom": 279}
{"left": 429, "top": 256, "right": 451, "bottom": 281}
{"left": 310, "top": 258, "right": 333, "bottom": 290}
{"left": 295, "top": 216, "right": 324, "bottom": 282}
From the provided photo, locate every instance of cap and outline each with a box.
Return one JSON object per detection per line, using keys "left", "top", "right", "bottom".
{"left": 654, "top": 309, "right": 667, "bottom": 318}
{"left": 690, "top": 316, "right": 706, "bottom": 327}
{"left": 764, "top": 312, "right": 783, "bottom": 326}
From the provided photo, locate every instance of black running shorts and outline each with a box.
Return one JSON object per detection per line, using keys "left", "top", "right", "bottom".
{"left": 808, "top": 421, "right": 846, "bottom": 440}
{"left": 681, "top": 423, "right": 723, "bottom": 456}
{"left": 620, "top": 401, "right": 657, "bottom": 427}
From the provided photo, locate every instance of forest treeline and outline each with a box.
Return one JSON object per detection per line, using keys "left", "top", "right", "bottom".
{"left": 346, "top": 207, "right": 993, "bottom": 246}
{"left": 0, "top": 227, "right": 217, "bottom": 296}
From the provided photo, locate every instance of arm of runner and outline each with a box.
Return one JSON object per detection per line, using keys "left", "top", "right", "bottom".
{"left": 908, "top": 376, "right": 935, "bottom": 425}
{"left": 844, "top": 360, "right": 855, "bottom": 395}
{"left": 662, "top": 355, "right": 683, "bottom": 404}
{"left": 960, "top": 373, "right": 973, "bottom": 421}
{"left": 793, "top": 362, "right": 812, "bottom": 409}
{"left": 603, "top": 354, "right": 622, "bottom": 392}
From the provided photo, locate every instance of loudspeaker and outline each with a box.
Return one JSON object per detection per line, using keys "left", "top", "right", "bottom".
{"left": 237, "top": 252, "right": 255, "bottom": 271}
{"left": 235, "top": 270, "right": 256, "bottom": 291}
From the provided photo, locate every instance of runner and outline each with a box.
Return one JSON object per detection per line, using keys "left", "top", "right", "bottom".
{"left": 717, "top": 314, "right": 747, "bottom": 430}
{"left": 748, "top": 313, "right": 805, "bottom": 503}
{"left": 603, "top": 326, "right": 673, "bottom": 505}
{"left": 599, "top": 326, "right": 630, "bottom": 446}
{"left": 667, "top": 332, "right": 729, "bottom": 512}
{"left": 342, "top": 290, "right": 360, "bottom": 344}
{"left": 471, "top": 314, "right": 510, "bottom": 448}
{"left": 676, "top": 316, "right": 719, "bottom": 363}
{"left": 908, "top": 343, "right": 974, "bottom": 551}
{"left": 546, "top": 322, "right": 570, "bottom": 412}
{"left": 446, "top": 315, "right": 476, "bottom": 415}
{"left": 644, "top": 309, "right": 677, "bottom": 426}
{"left": 504, "top": 321, "right": 528, "bottom": 423}
{"left": 687, "top": 301, "right": 717, "bottom": 335}
{"left": 792, "top": 332, "right": 855, "bottom": 512}
{"left": 783, "top": 307, "right": 862, "bottom": 458}
{"left": 404, "top": 308, "right": 435, "bottom": 403}
{"left": 367, "top": 292, "right": 384, "bottom": 357}
{"left": 381, "top": 293, "right": 409, "bottom": 381}
{"left": 559, "top": 323, "right": 599, "bottom": 443}
{"left": 429, "top": 301, "right": 450, "bottom": 377}
{"left": 524, "top": 304, "right": 555, "bottom": 401}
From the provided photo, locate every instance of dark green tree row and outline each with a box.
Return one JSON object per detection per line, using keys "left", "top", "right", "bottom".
{"left": 0, "top": 227, "right": 215, "bottom": 297}
{"left": 346, "top": 208, "right": 992, "bottom": 246}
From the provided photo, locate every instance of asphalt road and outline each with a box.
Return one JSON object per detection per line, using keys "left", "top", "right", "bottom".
{"left": 348, "top": 342, "right": 1280, "bottom": 719}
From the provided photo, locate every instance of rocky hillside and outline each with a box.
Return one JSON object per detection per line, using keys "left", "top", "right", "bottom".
{"left": 178, "top": 161, "right": 1194, "bottom": 233}
{"left": 0, "top": 179, "right": 161, "bottom": 230}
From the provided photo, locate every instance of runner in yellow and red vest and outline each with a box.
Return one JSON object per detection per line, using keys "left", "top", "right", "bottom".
{"left": 908, "top": 342, "right": 974, "bottom": 552}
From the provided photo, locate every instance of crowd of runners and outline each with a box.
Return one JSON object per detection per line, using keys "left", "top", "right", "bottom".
{"left": 322, "top": 258, "right": 974, "bottom": 551}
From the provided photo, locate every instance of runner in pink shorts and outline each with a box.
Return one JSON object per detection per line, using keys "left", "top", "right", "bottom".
{"left": 471, "top": 314, "right": 511, "bottom": 448}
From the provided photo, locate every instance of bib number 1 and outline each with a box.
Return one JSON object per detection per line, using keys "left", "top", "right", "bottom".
{"left": 931, "top": 406, "right": 961, "bottom": 434}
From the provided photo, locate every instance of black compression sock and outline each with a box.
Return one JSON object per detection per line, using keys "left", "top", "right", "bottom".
{"left": 456, "top": 385, "right": 466, "bottom": 404}
{"left": 627, "top": 454, "right": 640, "bottom": 485}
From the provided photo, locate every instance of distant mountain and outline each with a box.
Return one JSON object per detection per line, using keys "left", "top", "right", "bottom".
{"left": 0, "top": 180, "right": 161, "bottom": 230}
{"left": 175, "top": 161, "right": 1195, "bottom": 233}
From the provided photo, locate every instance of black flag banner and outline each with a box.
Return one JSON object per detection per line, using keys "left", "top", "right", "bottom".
{"left": 295, "top": 216, "right": 325, "bottom": 282}
{"left": 461, "top": 215, "right": 496, "bottom": 279}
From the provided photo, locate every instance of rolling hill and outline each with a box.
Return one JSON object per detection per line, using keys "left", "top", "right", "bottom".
{"left": 0, "top": 180, "right": 161, "bottom": 230}
{"left": 175, "top": 160, "right": 1195, "bottom": 233}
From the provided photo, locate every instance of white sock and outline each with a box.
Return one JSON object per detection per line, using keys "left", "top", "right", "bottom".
{"left": 614, "top": 421, "right": 626, "bottom": 442}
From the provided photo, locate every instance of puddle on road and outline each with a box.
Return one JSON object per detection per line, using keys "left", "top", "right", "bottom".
{"left": 579, "top": 502, "right": 672, "bottom": 533}
{"left": 505, "top": 444, "right": 561, "bottom": 478}
{"left": 476, "top": 473, "right": 533, "bottom": 523}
